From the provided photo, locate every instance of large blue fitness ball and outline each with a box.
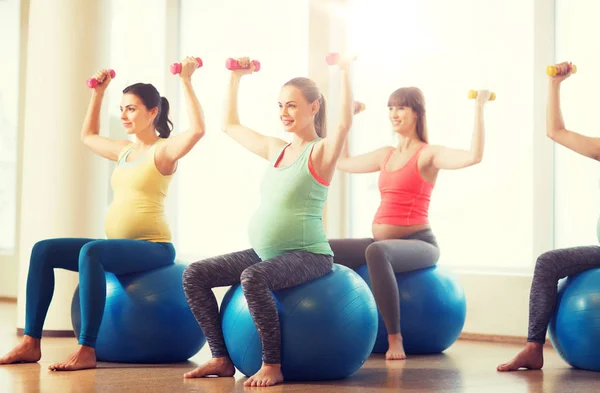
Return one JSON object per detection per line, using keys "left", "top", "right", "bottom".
{"left": 549, "top": 268, "right": 600, "bottom": 371}
{"left": 356, "top": 265, "right": 466, "bottom": 354}
{"left": 71, "top": 263, "right": 206, "bottom": 363}
{"left": 220, "top": 264, "right": 378, "bottom": 381}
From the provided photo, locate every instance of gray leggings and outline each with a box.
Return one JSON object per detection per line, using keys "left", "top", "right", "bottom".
{"left": 182, "top": 249, "right": 333, "bottom": 364}
{"left": 329, "top": 229, "right": 440, "bottom": 335}
{"left": 528, "top": 246, "right": 600, "bottom": 343}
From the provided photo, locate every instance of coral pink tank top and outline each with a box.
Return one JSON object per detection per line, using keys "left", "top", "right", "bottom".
{"left": 373, "top": 144, "right": 434, "bottom": 226}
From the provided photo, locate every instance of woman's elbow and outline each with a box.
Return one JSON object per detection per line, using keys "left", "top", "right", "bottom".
{"left": 470, "top": 153, "right": 483, "bottom": 165}
{"left": 546, "top": 128, "right": 563, "bottom": 141}
{"left": 193, "top": 127, "right": 206, "bottom": 140}
{"left": 221, "top": 122, "right": 238, "bottom": 134}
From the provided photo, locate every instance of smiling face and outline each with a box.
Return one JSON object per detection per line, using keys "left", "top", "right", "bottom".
{"left": 389, "top": 105, "right": 418, "bottom": 135}
{"left": 387, "top": 87, "right": 428, "bottom": 142}
{"left": 278, "top": 85, "right": 319, "bottom": 134}
{"left": 119, "top": 93, "right": 158, "bottom": 135}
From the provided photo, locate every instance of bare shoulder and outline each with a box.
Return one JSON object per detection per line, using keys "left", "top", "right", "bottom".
{"left": 115, "top": 140, "right": 134, "bottom": 158}
{"left": 269, "top": 137, "right": 288, "bottom": 150}
{"left": 420, "top": 144, "right": 439, "bottom": 162}
{"left": 266, "top": 136, "right": 289, "bottom": 161}
{"left": 377, "top": 145, "right": 395, "bottom": 159}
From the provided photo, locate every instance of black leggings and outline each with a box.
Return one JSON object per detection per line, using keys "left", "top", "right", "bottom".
{"left": 329, "top": 229, "right": 440, "bottom": 335}
{"left": 182, "top": 249, "right": 333, "bottom": 364}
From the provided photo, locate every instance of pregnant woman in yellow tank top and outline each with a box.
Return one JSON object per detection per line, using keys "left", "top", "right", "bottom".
{"left": 0, "top": 57, "right": 205, "bottom": 371}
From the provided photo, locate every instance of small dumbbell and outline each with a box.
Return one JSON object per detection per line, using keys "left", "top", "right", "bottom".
{"left": 546, "top": 63, "right": 577, "bottom": 77}
{"left": 87, "top": 70, "right": 115, "bottom": 89}
{"left": 326, "top": 53, "right": 340, "bottom": 65}
{"left": 326, "top": 53, "right": 357, "bottom": 66}
{"left": 226, "top": 58, "right": 261, "bottom": 72}
{"left": 468, "top": 90, "right": 496, "bottom": 101}
{"left": 170, "top": 57, "right": 203, "bottom": 75}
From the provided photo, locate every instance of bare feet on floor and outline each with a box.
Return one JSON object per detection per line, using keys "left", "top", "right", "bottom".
{"left": 184, "top": 357, "right": 236, "bottom": 378}
{"left": 386, "top": 334, "right": 407, "bottom": 361}
{"left": 497, "top": 342, "right": 544, "bottom": 371}
{"left": 48, "top": 345, "right": 97, "bottom": 371}
{"left": 244, "top": 363, "right": 284, "bottom": 387}
{"left": 0, "top": 335, "right": 41, "bottom": 365}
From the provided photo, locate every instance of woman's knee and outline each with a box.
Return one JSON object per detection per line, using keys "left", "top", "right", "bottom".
{"left": 182, "top": 259, "right": 218, "bottom": 291}
{"left": 30, "top": 240, "right": 55, "bottom": 266}
{"left": 240, "top": 265, "right": 266, "bottom": 291}
{"left": 365, "top": 242, "right": 388, "bottom": 267}
{"left": 534, "top": 249, "right": 565, "bottom": 276}
{"left": 78, "top": 241, "right": 105, "bottom": 269}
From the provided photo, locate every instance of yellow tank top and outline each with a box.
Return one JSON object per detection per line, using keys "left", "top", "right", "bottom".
{"left": 104, "top": 140, "right": 172, "bottom": 242}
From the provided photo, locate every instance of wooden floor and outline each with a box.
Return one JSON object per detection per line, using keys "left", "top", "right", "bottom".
{"left": 0, "top": 302, "right": 598, "bottom": 392}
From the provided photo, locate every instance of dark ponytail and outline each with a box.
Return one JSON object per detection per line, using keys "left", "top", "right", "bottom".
{"left": 314, "top": 94, "right": 327, "bottom": 138}
{"left": 123, "top": 83, "right": 173, "bottom": 138}
{"left": 156, "top": 97, "right": 173, "bottom": 138}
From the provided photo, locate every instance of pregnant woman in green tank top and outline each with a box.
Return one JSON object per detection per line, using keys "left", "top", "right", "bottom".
{"left": 182, "top": 56, "right": 355, "bottom": 387}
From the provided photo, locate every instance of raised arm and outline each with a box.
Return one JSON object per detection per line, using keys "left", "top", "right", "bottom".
{"left": 547, "top": 62, "right": 600, "bottom": 161}
{"left": 81, "top": 69, "right": 130, "bottom": 161}
{"left": 158, "top": 57, "right": 206, "bottom": 165}
{"left": 321, "top": 59, "right": 354, "bottom": 161}
{"left": 429, "top": 90, "right": 489, "bottom": 170}
{"left": 222, "top": 58, "right": 286, "bottom": 161}
{"left": 312, "top": 57, "right": 355, "bottom": 182}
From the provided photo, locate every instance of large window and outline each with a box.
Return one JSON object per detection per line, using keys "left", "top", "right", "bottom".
{"left": 554, "top": 0, "right": 600, "bottom": 249}
{"left": 176, "top": 0, "right": 310, "bottom": 259}
{"left": 347, "top": 0, "right": 537, "bottom": 271}
{"left": 0, "top": 0, "right": 21, "bottom": 253}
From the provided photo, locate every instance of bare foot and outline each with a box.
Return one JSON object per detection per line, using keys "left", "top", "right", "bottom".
{"left": 0, "top": 335, "right": 41, "bottom": 365}
{"left": 48, "top": 345, "right": 97, "bottom": 371}
{"left": 386, "top": 334, "right": 407, "bottom": 360}
{"left": 184, "top": 357, "right": 236, "bottom": 378}
{"left": 244, "top": 363, "right": 284, "bottom": 387}
{"left": 497, "top": 342, "right": 544, "bottom": 372}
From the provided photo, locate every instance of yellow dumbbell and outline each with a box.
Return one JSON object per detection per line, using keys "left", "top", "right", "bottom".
{"left": 468, "top": 90, "right": 496, "bottom": 101}
{"left": 546, "top": 64, "right": 577, "bottom": 76}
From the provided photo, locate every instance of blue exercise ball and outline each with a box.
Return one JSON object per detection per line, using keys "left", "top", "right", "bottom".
{"left": 548, "top": 268, "right": 600, "bottom": 371}
{"left": 71, "top": 263, "right": 206, "bottom": 363}
{"left": 220, "top": 264, "right": 378, "bottom": 381}
{"left": 355, "top": 265, "right": 466, "bottom": 354}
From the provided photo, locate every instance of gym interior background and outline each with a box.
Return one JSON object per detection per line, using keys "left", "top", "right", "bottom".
{"left": 1, "top": 0, "right": 599, "bottom": 344}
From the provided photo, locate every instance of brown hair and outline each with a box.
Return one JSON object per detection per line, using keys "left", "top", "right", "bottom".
{"left": 388, "top": 87, "right": 428, "bottom": 143}
{"left": 283, "top": 77, "right": 327, "bottom": 138}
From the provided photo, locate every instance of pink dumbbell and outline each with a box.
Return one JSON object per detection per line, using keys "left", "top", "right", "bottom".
{"left": 326, "top": 53, "right": 357, "bottom": 66}
{"left": 326, "top": 53, "right": 340, "bottom": 65}
{"left": 87, "top": 69, "right": 115, "bottom": 89}
{"left": 170, "top": 57, "right": 203, "bottom": 75}
{"left": 226, "top": 58, "right": 261, "bottom": 72}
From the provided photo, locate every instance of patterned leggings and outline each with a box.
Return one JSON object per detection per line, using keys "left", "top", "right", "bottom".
{"left": 527, "top": 246, "right": 600, "bottom": 342}
{"left": 182, "top": 249, "right": 333, "bottom": 364}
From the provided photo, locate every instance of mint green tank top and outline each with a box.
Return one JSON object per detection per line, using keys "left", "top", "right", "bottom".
{"left": 248, "top": 139, "right": 333, "bottom": 260}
